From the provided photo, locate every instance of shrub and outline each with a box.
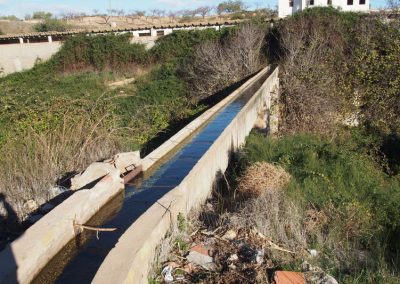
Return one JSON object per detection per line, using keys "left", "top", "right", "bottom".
{"left": 150, "top": 29, "right": 221, "bottom": 62}
{"left": 277, "top": 8, "right": 358, "bottom": 136}
{"left": 236, "top": 162, "right": 291, "bottom": 198}
{"left": 34, "top": 18, "right": 69, "bottom": 32}
{"left": 51, "top": 34, "right": 148, "bottom": 71}
{"left": 348, "top": 19, "right": 400, "bottom": 135}
{"left": 183, "top": 23, "right": 266, "bottom": 102}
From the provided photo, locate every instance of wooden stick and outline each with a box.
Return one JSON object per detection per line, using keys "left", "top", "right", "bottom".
{"left": 73, "top": 221, "right": 117, "bottom": 239}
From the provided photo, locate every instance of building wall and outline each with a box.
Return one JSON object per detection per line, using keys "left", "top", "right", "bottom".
{"left": 279, "top": 0, "right": 370, "bottom": 17}
{"left": 0, "top": 42, "right": 62, "bottom": 75}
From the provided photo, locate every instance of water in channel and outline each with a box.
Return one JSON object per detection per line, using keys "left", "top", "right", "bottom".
{"left": 34, "top": 71, "right": 269, "bottom": 284}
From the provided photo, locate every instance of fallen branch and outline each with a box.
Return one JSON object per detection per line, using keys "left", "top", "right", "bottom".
{"left": 73, "top": 221, "right": 117, "bottom": 239}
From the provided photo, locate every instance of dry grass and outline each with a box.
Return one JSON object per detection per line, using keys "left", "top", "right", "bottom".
{"left": 225, "top": 162, "right": 306, "bottom": 250}
{"left": 0, "top": 20, "right": 34, "bottom": 34}
{"left": 236, "top": 162, "right": 290, "bottom": 198}
{"left": 0, "top": 99, "right": 121, "bottom": 221}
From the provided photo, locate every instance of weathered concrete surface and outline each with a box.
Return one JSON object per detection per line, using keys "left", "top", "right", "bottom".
{"left": 112, "top": 151, "right": 141, "bottom": 173}
{"left": 71, "top": 162, "right": 116, "bottom": 190}
{"left": 0, "top": 42, "right": 61, "bottom": 75}
{"left": 0, "top": 170, "right": 124, "bottom": 284}
{"left": 71, "top": 151, "right": 141, "bottom": 190}
{"left": 92, "top": 67, "right": 279, "bottom": 284}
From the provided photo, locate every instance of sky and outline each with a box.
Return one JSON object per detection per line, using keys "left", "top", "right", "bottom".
{"left": 0, "top": 0, "right": 388, "bottom": 18}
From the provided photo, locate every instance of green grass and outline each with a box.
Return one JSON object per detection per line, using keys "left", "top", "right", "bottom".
{"left": 242, "top": 131, "right": 400, "bottom": 282}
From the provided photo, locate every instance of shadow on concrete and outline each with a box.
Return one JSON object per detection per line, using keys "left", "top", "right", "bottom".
{"left": 0, "top": 193, "right": 19, "bottom": 283}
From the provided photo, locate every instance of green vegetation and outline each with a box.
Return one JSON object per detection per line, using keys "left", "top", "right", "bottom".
{"left": 52, "top": 34, "right": 149, "bottom": 71}
{"left": 217, "top": 0, "right": 245, "bottom": 15}
{"left": 32, "top": 11, "right": 53, "bottom": 20}
{"left": 240, "top": 131, "right": 400, "bottom": 282}
{"left": 0, "top": 15, "right": 20, "bottom": 21}
{"left": 275, "top": 7, "right": 400, "bottom": 138}
{"left": 33, "top": 18, "right": 69, "bottom": 32}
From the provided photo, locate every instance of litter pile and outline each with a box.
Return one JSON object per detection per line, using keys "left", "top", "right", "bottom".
{"left": 158, "top": 226, "right": 338, "bottom": 284}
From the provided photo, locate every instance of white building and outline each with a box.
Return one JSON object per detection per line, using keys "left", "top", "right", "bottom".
{"left": 278, "top": 0, "right": 370, "bottom": 18}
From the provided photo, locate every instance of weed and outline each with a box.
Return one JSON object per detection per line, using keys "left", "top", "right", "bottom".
{"left": 177, "top": 212, "right": 187, "bottom": 233}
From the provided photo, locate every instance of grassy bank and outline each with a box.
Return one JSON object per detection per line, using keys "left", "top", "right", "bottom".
{"left": 218, "top": 131, "right": 400, "bottom": 283}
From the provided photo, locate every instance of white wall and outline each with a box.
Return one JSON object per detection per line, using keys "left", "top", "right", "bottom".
{"left": 0, "top": 42, "right": 61, "bottom": 75}
{"left": 279, "top": 0, "right": 370, "bottom": 17}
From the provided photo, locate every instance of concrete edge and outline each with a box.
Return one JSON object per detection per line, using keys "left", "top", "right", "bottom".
{"left": 0, "top": 170, "right": 124, "bottom": 284}
{"left": 92, "top": 67, "right": 279, "bottom": 284}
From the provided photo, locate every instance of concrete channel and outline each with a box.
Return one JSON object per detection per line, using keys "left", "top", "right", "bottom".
{"left": 0, "top": 66, "right": 278, "bottom": 284}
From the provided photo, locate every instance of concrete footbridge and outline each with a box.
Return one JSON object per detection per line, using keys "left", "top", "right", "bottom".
{"left": 0, "top": 66, "right": 279, "bottom": 284}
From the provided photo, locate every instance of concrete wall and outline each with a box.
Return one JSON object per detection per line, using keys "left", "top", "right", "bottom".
{"left": 0, "top": 42, "right": 61, "bottom": 75}
{"left": 92, "top": 67, "right": 279, "bottom": 284}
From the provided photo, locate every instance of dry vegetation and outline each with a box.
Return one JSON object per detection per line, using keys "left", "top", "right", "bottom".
{"left": 0, "top": 20, "right": 34, "bottom": 34}
{"left": 183, "top": 24, "right": 266, "bottom": 102}
{"left": 0, "top": 100, "right": 120, "bottom": 221}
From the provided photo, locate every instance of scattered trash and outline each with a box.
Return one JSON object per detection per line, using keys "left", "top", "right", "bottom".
{"left": 161, "top": 265, "right": 174, "bottom": 283}
{"left": 273, "top": 271, "right": 306, "bottom": 284}
{"left": 189, "top": 244, "right": 209, "bottom": 256}
{"left": 302, "top": 261, "right": 339, "bottom": 284}
{"left": 308, "top": 249, "right": 318, "bottom": 257}
{"left": 186, "top": 250, "right": 216, "bottom": 271}
{"left": 238, "top": 243, "right": 258, "bottom": 263}
{"left": 228, "top": 253, "right": 238, "bottom": 261}
{"left": 222, "top": 229, "right": 237, "bottom": 240}
{"left": 256, "top": 249, "right": 265, "bottom": 264}
{"left": 160, "top": 226, "right": 330, "bottom": 283}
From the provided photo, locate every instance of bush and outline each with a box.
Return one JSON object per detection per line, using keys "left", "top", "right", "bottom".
{"left": 51, "top": 34, "right": 148, "bottom": 71}
{"left": 150, "top": 29, "right": 221, "bottom": 62}
{"left": 348, "top": 19, "right": 400, "bottom": 135}
{"left": 0, "top": 15, "right": 20, "bottom": 21}
{"left": 276, "top": 7, "right": 400, "bottom": 139}
{"left": 34, "top": 18, "right": 69, "bottom": 32}
{"left": 241, "top": 131, "right": 400, "bottom": 281}
{"left": 183, "top": 23, "right": 266, "bottom": 102}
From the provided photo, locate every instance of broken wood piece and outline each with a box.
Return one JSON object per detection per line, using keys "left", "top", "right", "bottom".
{"left": 73, "top": 221, "right": 117, "bottom": 239}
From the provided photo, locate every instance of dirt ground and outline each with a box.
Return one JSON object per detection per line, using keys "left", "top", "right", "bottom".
{"left": 0, "top": 20, "right": 35, "bottom": 34}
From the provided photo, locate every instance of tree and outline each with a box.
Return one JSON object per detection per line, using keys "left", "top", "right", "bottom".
{"left": 134, "top": 10, "right": 146, "bottom": 17}
{"left": 34, "top": 18, "right": 68, "bottom": 32}
{"left": 196, "top": 6, "right": 213, "bottom": 19}
{"left": 217, "top": 0, "right": 245, "bottom": 14}
{"left": 32, "top": 11, "right": 53, "bottom": 20}
{"left": 168, "top": 11, "right": 178, "bottom": 23}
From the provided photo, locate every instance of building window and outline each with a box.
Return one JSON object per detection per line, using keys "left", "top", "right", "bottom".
{"left": 327, "top": 0, "right": 332, "bottom": 5}
{"left": 309, "top": 0, "right": 315, "bottom": 5}
{"left": 347, "top": 0, "right": 353, "bottom": 4}
{"left": 359, "top": 0, "right": 365, "bottom": 4}
{"left": 289, "top": 0, "right": 293, "bottom": 7}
